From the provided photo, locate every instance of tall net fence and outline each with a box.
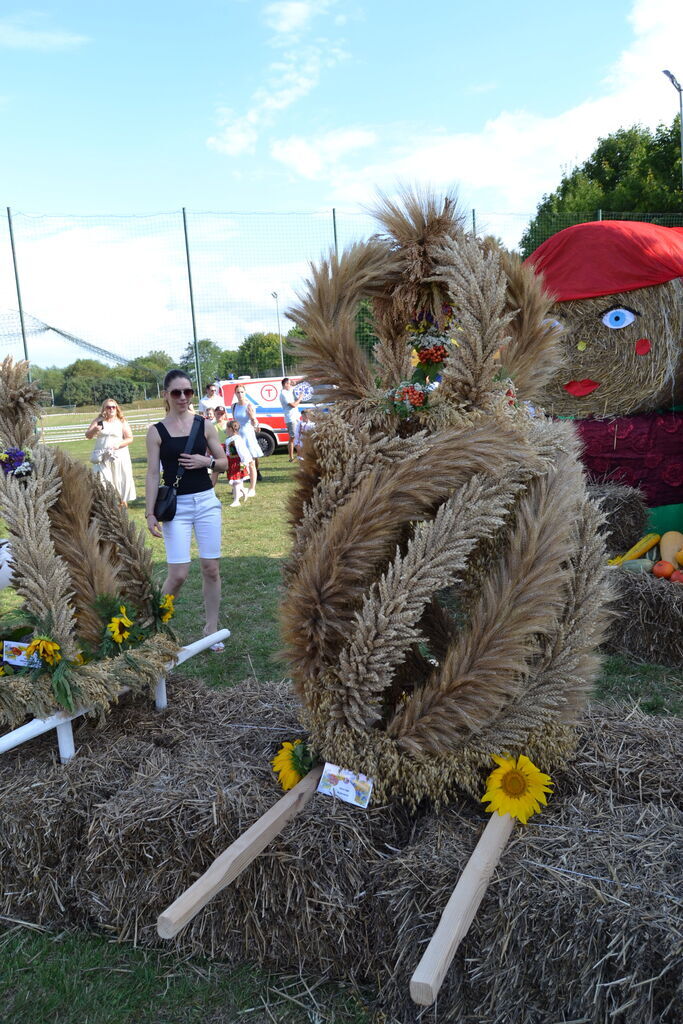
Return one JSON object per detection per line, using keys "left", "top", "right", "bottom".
{"left": 2, "top": 207, "right": 681, "bottom": 401}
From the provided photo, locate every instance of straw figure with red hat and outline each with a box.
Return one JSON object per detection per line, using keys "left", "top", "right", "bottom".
{"left": 524, "top": 220, "right": 683, "bottom": 533}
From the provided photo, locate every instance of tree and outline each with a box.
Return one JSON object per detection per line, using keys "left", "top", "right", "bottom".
{"left": 62, "top": 358, "right": 111, "bottom": 382}
{"left": 124, "top": 350, "right": 174, "bottom": 387}
{"left": 179, "top": 339, "right": 224, "bottom": 389}
{"left": 235, "top": 332, "right": 284, "bottom": 377}
{"left": 520, "top": 116, "right": 683, "bottom": 257}
{"left": 31, "top": 365, "right": 65, "bottom": 402}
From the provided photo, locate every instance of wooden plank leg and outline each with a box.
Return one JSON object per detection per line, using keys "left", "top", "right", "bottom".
{"left": 157, "top": 765, "right": 323, "bottom": 939}
{"left": 410, "top": 812, "right": 515, "bottom": 1006}
{"left": 56, "top": 719, "right": 76, "bottom": 763}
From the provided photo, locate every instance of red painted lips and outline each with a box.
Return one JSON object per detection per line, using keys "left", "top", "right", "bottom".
{"left": 563, "top": 379, "right": 601, "bottom": 397}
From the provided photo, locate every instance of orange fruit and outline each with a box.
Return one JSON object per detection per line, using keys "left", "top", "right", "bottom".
{"left": 652, "top": 560, "right": 675, "bottom": 579}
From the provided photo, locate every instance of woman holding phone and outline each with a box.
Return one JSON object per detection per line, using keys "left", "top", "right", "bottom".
{"left": 85, "top": 398, "right": 136, "bottom": 506}
{"left": 145, "top": 369, "right": 228, "bottom": 650}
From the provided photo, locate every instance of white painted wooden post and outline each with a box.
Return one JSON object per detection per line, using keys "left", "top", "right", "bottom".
{"left": 55, "top": 719, "right": 76, "bottom": 762}
{"left": 155, "top": 677, "right": 167, "bottom": 709}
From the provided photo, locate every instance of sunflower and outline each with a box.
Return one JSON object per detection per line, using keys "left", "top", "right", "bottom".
{"left": 481, "top": 754, "right": 553, "bottom": 825}
{"left": 25, "top": 636, "right": 62, "bottom": 667}
{"left": 271, "top": 739, "right": 313, "bottom": 791}
{"left": 159, "top": 593, "right": 175, "bottom": 623}
{"left": 107, "top": 605, "right": 133, "bottom": 644}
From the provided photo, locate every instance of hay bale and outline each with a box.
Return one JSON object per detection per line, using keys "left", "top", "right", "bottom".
{"left": 605, "top": 570, "right": 683, "bottom": 667}
{"left": 1, "top": 678, "right": 681, "bottom": 1023}
{"left": 587, "top": 482, "right": 648, "bottom": 556}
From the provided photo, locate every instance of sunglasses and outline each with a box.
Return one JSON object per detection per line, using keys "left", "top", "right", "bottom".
{"left": 169, "top": 388, "right": 194, "bottom": 398}
{"left": 104, "top": 406, "right": 116, "bottom": 410}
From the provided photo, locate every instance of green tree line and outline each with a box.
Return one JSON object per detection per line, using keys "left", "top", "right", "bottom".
{"left": 520, "top": 114, "right": 683, "bottom": 257}
{"left": 33, "top": 330, "right": 302, "bottom": 406}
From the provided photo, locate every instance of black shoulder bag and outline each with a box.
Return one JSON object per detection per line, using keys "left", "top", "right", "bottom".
{"left": 154, "top": 415, "right": 202, "bottom": 522}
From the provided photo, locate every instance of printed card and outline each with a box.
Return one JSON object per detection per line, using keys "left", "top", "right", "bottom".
{"left": 3, "top": 640, "right": 40, "bottom": 668}
{"left": 317, "top": 762, "right": 373, "bottom": 808}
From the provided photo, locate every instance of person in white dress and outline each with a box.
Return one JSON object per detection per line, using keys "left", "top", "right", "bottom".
{"left": 85, "top": 399, "right": 136, "bottom": 505}
{"left": 279, "top": 377, "right": 301, "bottom": 461}
{"left": 231, "top": 383, "right": 262, "bottom": 494}
{"left": 225, "top": 420, "right": 253, "bottom": 506}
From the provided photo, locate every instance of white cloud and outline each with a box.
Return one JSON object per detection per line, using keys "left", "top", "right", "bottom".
{"left": 271, "top": 128, "right": 377, "bottom": 178}
{"left": 270, "top": 0, "right": 683, "bottom": 248}
{"left": 0, "top": 14, "right": 88, "bottom": 50}
{"left": 208, "top": 0, "right": 345, "bottom": 155}
{"left": 263, "top": 2, "right": 322, "bottom": 36}
{"left": 208, "top": 46, "right": 347, "bottom": 155}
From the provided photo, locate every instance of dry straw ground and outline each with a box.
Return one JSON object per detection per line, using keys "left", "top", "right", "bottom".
{"left": 1, "top": 674, "right": 681, "bottom": 1024}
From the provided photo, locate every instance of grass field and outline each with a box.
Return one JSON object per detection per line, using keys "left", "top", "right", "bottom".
{"left": 1, "top": 433, "right": 682, "bottom": 1022}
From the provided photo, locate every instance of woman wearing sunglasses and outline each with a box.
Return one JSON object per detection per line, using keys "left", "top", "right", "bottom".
{"left": 85, "top": 398, "right": 136, "bottom": 506}
{"left": 145, "top": 369, "right": 228, "bottom": 651}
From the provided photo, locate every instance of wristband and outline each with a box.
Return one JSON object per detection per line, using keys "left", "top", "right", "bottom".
{"left": 209, "top": 456, "right": 216, "bottom": 470}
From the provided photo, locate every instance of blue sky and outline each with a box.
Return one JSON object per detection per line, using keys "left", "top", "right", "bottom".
{"left": 1, "top": 0, "right": 683, "bottom": 367}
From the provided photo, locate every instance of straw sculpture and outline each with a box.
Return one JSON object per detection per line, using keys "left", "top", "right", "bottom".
{"left": 1, "top": 675, "right": 679, "bottom": 1023}
{"left": 282, "top": 189, "right": 612, "bottom": 807}
{"left": 587, "top": 482, "right": 648, "bottom": 555}
{"left": 0, "top": 358, "right": 177, "bottom": 729}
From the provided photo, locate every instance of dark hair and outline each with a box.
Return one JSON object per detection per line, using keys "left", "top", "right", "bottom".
{"left": 281, "top": 377, "right": 290, "bottom": 387}
{"left": 163, "top": 368, "right": 191, "bottom": 391}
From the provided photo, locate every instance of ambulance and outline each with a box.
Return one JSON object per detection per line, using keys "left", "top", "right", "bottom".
{"left": 216, "top": 376, "right": 314, "bottom": 456}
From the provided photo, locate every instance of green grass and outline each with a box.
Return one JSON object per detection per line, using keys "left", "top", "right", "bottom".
{"left": 0, "top": 927, "right": 369, "bottom": 1024}
{"left": 594, "top": 653, "right": 683, "bottom": 715}
{"left": 2, "top": 434, "right": 682, "bottom": 1022}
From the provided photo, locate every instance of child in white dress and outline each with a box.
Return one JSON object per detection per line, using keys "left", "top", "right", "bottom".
{"left": 225, "top": 420, "right": 253, "bottom": 506}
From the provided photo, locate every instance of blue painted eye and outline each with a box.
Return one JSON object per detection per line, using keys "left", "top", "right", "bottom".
{"left": 601, "top": 307, "right": 638, "bottom": 330}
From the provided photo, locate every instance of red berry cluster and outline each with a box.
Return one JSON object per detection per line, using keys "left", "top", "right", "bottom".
{"left": 506, "top": 387, "right": 516, "bottom": 407}
{"left": 417, "top": 344, "right": 449, "bottom": 364}
{"left": 398, "top": 385, "right": 425, "bottom": 407}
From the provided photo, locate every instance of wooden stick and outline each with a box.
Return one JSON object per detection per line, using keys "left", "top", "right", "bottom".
{"left": 157, "top": 765, "right": 323, "bottom": 939}
{"left": 410, "top": 812, "right": 515, "bottom": 1006}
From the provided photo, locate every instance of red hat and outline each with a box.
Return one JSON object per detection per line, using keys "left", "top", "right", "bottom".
{"left": 525, "top": 220, "right": 683, "bottom": 301}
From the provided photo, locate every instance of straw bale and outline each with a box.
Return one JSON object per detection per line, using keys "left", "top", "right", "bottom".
{"left": 604, "top": 569, "right": 683, "bottom": 668}
{"left": 587, "top": 482, "right": 648, "bottom": 555}
{"left": 1, "top": 677, "right": 681, "bottom": 1023}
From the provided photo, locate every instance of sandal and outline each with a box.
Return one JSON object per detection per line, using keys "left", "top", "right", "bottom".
{"left": 210, "top": 641, "right": 225, "bottom": 653}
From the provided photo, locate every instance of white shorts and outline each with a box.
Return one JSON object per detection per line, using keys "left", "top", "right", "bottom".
{"left": 161, "top": 489, "right": 222, "bottom": 563}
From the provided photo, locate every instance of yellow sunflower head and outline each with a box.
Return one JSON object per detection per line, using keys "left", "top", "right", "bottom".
{"left": 159, "top": 594, "right": 175, "bottom": 623}
{"left": 481, "top": 753, "right": 553, "bottom": 825}
{"left": 271, "top": 739, "right": 313, "bottom": 791}
{"left": 107, "top": 606, "right": 133, "bottom": 644}
{"left": 25, "top": 636, "right": 62, "bottom": 667}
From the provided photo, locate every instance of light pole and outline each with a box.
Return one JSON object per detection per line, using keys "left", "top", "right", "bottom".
{"left": 271, "top": 291, "right": 285, "bottom": 377}
{"left": 662, "top": 69, "right": 683, "bottom": 197}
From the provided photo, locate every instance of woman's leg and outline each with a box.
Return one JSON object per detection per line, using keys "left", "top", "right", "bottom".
{"left": 162, "top": 562, "right": 190, "bottom": 597}
{"left": 200, "top": 558, "right": 221, "bottom": 634}
{"left": 246, "top": 460, "right": 256, "bottom": 496}
{"left": 194, "top": 490, "right": 223, "bottom": 639}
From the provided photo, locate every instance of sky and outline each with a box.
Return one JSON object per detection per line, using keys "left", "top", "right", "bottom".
{"left": 1, "top": 0, "right": 683, "bottom": 368}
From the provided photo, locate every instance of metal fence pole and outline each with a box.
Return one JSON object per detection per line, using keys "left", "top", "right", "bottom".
{"left": 6, "top": 207, "right": 31, "bottom": 379}
{"left": 332, "top": 208, "right": 339, "bottom": 258}
{"left": 182, "top": 208, "right": 202, "bottom": 394}
{"left": 472, "top": 209, "right": 477, "bottom": 236}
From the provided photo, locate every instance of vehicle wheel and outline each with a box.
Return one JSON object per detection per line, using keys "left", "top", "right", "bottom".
{"left": 256, "top": 431, "right": 276, "bottom": 457}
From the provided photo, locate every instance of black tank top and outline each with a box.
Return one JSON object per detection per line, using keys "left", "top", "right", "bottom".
{"left": 155, "top": 418, "right": 212, "bottom": 495}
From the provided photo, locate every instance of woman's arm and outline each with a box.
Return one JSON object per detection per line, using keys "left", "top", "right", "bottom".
{"left": 116, "top": 420, "right": 135, "bottom": 449}
{"left": 144, "top": 425, "right": 163, "bottom": 538}
{"left": 85, "top": 418, "right": 102, "bottom": 440}
{"left": 177, "top": 422, "right": 228, "bottom": 473}
{"left": 247, "top": 402, "right": 259, "bottom": 429}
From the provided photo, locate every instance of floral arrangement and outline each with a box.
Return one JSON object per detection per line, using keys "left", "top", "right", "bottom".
{"left": 0, "top": 446, "right": 32, "bottom": 478}
{"left": 12, "top": 590, "right": 178, "bottom": 712}
{"left": 386, "top": 306, "right": 459, "bottom": 415}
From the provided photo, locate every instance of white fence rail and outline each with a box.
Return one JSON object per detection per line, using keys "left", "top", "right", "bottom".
{"left": 40, "top": 413, "right": 162, "bottom": 445}
{"left": 0, "top": 629, "right": 230, "bottom": 762}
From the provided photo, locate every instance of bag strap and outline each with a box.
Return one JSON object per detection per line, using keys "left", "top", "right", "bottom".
{"left": 172, "top": 415, "right": 202, "bottom": 488}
